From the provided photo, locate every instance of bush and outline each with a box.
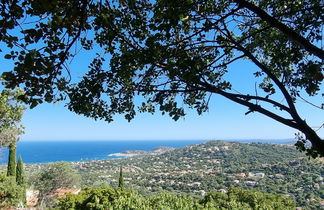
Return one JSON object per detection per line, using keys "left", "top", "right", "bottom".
{"left": 200, "top": 188, "right": 296, "bottom": 209}
{"left": 57, "top": 187, "right": 296, "bottom": 210}
{"left": 0, "top": 173, "right": 25, "bottom": 208}
{"left": 30, "top": 162, "right": 80, "bottom": 207}
{"left": 149, "top": 192, "right": 201, "bottom": 210}
{"left": 58, "top": 187, "right": 148, "bottom": 210}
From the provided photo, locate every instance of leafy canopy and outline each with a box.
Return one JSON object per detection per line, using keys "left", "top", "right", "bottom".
{"left": 0, "top": 173, "right": 25, "bottom": 208}
{"left": 0, "top": 0, "right": 323, "bottom": 156}
{"left": 0, "top": 89, "right": 25, "bottom": 147}
{"left": 31, "top": 162, "right": 81, "bottom": 197}
{"left": 57, "top": 187, "right": 295, "bottom": 209}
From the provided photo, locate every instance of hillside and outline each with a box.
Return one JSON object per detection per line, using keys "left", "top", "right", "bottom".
{"left": 25, "top": 141, "right": 324, "bottom": 209}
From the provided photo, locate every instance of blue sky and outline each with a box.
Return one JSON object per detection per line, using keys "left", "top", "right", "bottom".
{"left": 21, "top": 92, "right": 323, "bottom": 141}
{"left": 1, "top": 42, "right": 323, "bottom": 142}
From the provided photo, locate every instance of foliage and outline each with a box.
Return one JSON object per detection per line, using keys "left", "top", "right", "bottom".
{"left": 68, "top": 141, "right": 323, "bottom": 208}
{"left": 7, "top": 143, "right": 16, "bottom": 177}
{"left": 57, "top": 187, "right": 295, "bottom": 209}
{"left": 15, "top": 156, "right": 26, "bottom": 205}
{"left": 0, "top": 173, "right": 25, "bottom": 208}
{"left": 57, "top": 187, "right": 148, "bottom": 210}
{"left": 200, "top": 188, "right": 295, "bottom": 209}
{"left": 0, "top": 89, "right": 25, "bottom": 147}
{"left": 0, "top": 0, "right": 323, "bottom": 157}
{"left": 118, "top": 167, "right": 124, "bottom": 189}
{"left": 149, "top": 192, "right": 200, "bottom": 210}
{"left": 16, "top": 156, "right": 25, "bottom": 186}
{"left": 31, "top": 162, "right": 80, "bottom": 203}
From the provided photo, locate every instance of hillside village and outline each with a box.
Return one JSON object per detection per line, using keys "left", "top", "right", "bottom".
{"left": 21, "top": 141, "right": 324, "bottom": 208}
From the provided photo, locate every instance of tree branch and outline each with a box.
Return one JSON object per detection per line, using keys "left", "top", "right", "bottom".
{"left": 199, "top": 81, "right": 299, "bottom": 129}
{"left": 234, "top": 0, "right": 324, "bottom": 59}
{"left": 56, "top": 0, "right": 88, "bottom": 70}
{"left": 220, "top": 23, "right": 301, "bottom": 122}
{"left": 218, "top": 20, "right": 324, "bottom": 157}
{"left": 230, "top": 93, "right": 291, "bottom": 112}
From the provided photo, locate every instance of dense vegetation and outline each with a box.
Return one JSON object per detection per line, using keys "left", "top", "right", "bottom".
{"left": 1, "top": 1, "right": 322, "bottom": 206}
{"left": 0, "top": 144, "right": 26, "bottom": 208}
{"left": 20, "top": 141, "right": 324, "bottom": 209}
{"left": 0, "top": 89, "right": 26, "bottom": 207}
{"left": 0, "top": 89, "right": 25, "bottom": 147}
{"left": 0, "top": 173, "right": 25, "bottom": 208}
{"left": 29, "top": 161, "right": 81, "bottom": 206}
{"left": 57, "top": 187, "right": 295, "bottom": 210}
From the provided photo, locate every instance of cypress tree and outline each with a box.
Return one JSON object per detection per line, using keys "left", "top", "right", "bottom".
{"left": 118, "top": 166, "right": 124, "bottom": 189}
{"left": 16, "top": 156, "right": 25, "bottom": 186}
{"left": 7, "top": 143, "right": 16, "bottom": 177}
{"left": 16, "top": 156, "right": 26, "bottom": 204}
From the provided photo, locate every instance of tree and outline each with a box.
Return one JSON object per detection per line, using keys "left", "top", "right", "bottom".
{"left": 16, "top": 156, "right": 25, "bottom": 186}
{"left": 57, "top": 187, "right": 295, "bottom": 209}
{"left": 7, "top": 143, "right": 16, "bottom": 177}
{"left": 0, "top": 128, "right": 23, "bottom": 148}
{"left": 0, "top": 0, "right": 323, "bottom": 157}
{"left": 0, "top": 89, "right": 24, "bottom": 177}
{"left": 200, "top": 188, "right": 295, "bottom": 209}
{"left": 0, "top": 89, "right": 25, "bottom": 147}
{"left": 118, "top": 166, "right": 124, "bottom": 189}
{"left": 32, "top": 162, "right": 80, "bottom": 200}
{"left": 16, "top": 156, "right": 26, "bottom": 205}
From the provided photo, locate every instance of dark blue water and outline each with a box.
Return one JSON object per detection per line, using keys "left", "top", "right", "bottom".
{"left": 0, "top": 139, "right": 293, "bottom": 164}
{"left": 0, "top": 140, "right": 208, "bottom": 164}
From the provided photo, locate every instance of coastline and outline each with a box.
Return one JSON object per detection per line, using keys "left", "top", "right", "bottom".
{"left": 107, "top": 146, "right": 175, "bottom": 158}
{"left": 0, "top": 139, "right": 293, "bottom": 164}
{"left": 107, "top": 153, "right": 138, "bottom": 157}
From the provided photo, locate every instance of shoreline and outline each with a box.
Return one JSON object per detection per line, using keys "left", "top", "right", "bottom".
{"left": 0, "top": 140, "right": 294, "bottom": 164}
{"left": 107, "top": 146, "right": 175, "bottom": 158}
{"left": 107, "top": 153, "right": 138, "bottom": 157}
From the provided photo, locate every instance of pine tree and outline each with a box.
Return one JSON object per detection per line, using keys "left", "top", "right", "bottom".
{"left": 16, "top": 156, "right": 25, "bottom": 186}
{"left": 7, "top": 143, "right": 16, "bottom": 177}
{"left": 118, "top": 166, "right": 124, "bottom": 189}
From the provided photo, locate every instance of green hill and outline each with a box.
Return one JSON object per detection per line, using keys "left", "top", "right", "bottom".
{"left": 24, "top": 141, "right": 324, "bottom": 209}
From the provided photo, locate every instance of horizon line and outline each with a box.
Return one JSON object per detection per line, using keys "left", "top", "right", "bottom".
{"left": 19, "top": 138, "right": 295, "bottom": 142}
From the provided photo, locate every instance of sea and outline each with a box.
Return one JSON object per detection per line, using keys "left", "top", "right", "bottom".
{"left": 0, "top": 139, "right": 293, "bottom": 164}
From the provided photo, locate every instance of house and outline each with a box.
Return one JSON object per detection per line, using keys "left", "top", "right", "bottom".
{"left": 235, "top": 173, "right": 246, "bottom": 178}
{"left": 248, "top": 172, "right": 265, "bottom": 178}
{"left": 313, "top": 183, "right": 320, "bottom": 189}
{"left": 217, "top": 189, "right": 227, "bottom": 193}
{"left": 245, "top": 181, "right": 257, "bottom": 186}
{"left": 192, "top": 182, "right": 201, "bottom": 187}
{"left": 194, "top": 190, "right": 206, "bottom": 196}
{"left": 275, "top": 174, "right": 284, "bottom": 179}
{"left": 221, "top": 146, "right": 229, "bottom": 150}
{"left": 320, "top": 200, "right": 324, "bottom": 208}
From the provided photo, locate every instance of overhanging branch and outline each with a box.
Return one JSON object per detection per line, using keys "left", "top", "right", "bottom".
{"left": 199, "top": 81, "right": 299, "bottom": 129}
{"left": 234, "top": 0, "right": 324, "bottom": 59}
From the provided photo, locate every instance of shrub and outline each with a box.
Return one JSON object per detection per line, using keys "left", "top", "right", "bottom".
{"left": 0, "top": 173, "right": 25, "bottom": 208}
{"left": 31, "top": 162, "right": 80, "bottom": 207}
{"left": 200, "top": 188, "right": 296, "bottom": 209}
{"left": 58, "top": 187, "right": 148, "bottom": 210}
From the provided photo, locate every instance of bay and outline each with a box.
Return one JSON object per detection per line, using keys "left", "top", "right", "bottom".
{"left": 0, "top": 139, "right": 293, "bottom": 164}
{"left": 0, "top": 140, "right": 207, "bottom": 164}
